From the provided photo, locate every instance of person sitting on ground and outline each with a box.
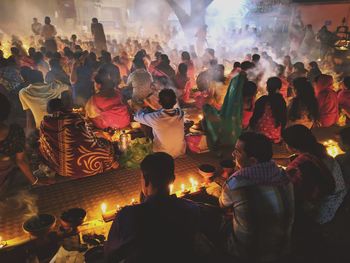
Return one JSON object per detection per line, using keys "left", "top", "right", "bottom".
{"left": 173, "top": 63, "right": 191, "bottom": 103}
{"left": 307, "top": 61, "right": 322, "bottom": 83}
{"left": 105, "top": 152, "right": 200, "bottom": 262}
{"left": 336, "top": 127, "right": 350, "bottom": 187}
{"left": 70, "top": 51, "right": 94, "bottom": 106}
{"left": 39, "top": 98, "right": 118, "bottom": 177}
{"left": 181, "top": 51, "right": 195, "bottom": 88}
{"left": 134, "top": 89, "right": 186, "bottom": 158}
{"left": 228, "top": 61, "right": 241, "bottom": 80}
{"left": 315, "top": 74, "right": 339, "bottom": 127}
{"left": 0, "top": 94, "right": 44, "bottom": 195}
{"left": 203, "top": 61, "right": 253, "bottom": 151}
{"left": 242, "top": 81, "right": 257, "bottom": 129}
{"left": 45, "top": 58, "right": 70, "bottom": 85}
{"left": 19, "top": 69, "right": 70, "bottom": 130}
{"left": 250, "top": 77, "right": 287, "bottom": 143}
{"left": 85, "top": 76, "right": 130, "bottom": 130}
{"left": 287, "top": 62, "right": 308, "bottom": 84}
{"left": 338, "top": 76, "right": 350, "bottom": 118}
{"left": 207, "top": 64, "right": 229, "bottom": 110}
{"left": 153, "top": 54, "right": 176, "bottom": 79}
{"left": 127, "top": 60, "right": 154, "bottom": 110}
{"left": 33, "top": 51, "right": 49, "bottom": 77}
{"left": 276, "top": 64, "right": 289, "bottom": 100}
{"left": 282, "top": 125, "right": 347, "bottom": 225}
{"left": 220, "top": 132, "right": 294, "bottom": 263}
{"left": 98, "top": 51, "right": 121, "bottom": 87}
{"left": 148, "top": 51, "right": 162, "bottom": 75}
{"left": 287, "top": 77, "right": 319, "bottom": 129}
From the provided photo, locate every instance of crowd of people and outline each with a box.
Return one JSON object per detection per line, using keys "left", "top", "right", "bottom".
{"left": 0, "top": 14, "right": 350, "bottom": 262}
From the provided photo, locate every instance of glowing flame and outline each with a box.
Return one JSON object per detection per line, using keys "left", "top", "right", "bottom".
{"left": 101, "top": 203, "right": 107, "bottom": 214}
{"left": 169, "top": 184, "right": 174, "bottom": 194}
{"left": 323, "top": 140, "right": 344, "bottom": 158}
{"left": 181, "top": 184, "right": 185, "bottom": 193}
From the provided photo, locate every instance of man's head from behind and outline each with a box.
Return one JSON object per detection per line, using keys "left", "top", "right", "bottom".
{"left": 159, "top": 88, "right": 176, "bottom": 109}
{"left": 92, "top": 18, "right": 98, "bottom": 24}
{"left": 44, "top": 16, "right": 51, "bottom": 25}
{"left": 140, "top": 152, "right": 175, "bottom": 197}
{"left": 234, "top": 132, "right": 273, "bottom": 169}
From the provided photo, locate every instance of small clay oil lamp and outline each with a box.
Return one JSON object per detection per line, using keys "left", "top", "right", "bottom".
{"left": 198, "top": 164, "right": 216, "bottom": 184}
{"left": 23, "top": 214, "right": 56, "bottom": 238}
{"left": 220, "top": 159, "right": 235, "bottom": 179}
{"left": 60, "top": 208, "right": 87, "bottom": 233}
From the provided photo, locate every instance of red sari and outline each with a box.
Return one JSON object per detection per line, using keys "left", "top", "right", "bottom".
{"left": 315, "top": 75, "right": 339, "bottom": 127}
{"left": 85, "top": 91, "right": 130, "bottom": 130}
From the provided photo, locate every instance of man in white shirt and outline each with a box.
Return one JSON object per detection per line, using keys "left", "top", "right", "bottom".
{"left": 19, "top": 69, "right": 70, "bottom": 130}
{"left": 134, "top": 89, "right": 186, "bottom": 158}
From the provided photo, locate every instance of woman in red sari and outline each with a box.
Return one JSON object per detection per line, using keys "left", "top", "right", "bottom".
{"left": 39, "top": 99, "right": 118, "bottom": 178}
{"left": 315, "top": 74, "right": 339, "bottom": 127}
{"left": 338, "top": 76, "right": 350, "bottom": 118}
{"left": 249, "top": 77, "right": 287, "bottom": 143}
{"left": 85, "top": 76, "right": 130, "bottom": 130}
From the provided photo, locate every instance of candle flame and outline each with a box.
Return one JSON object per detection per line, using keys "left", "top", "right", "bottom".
{"left": 101, "top": 203, "right": 107, "bottom": 214}
{"left": 323, "top": 140, "right": 344, "bottom": 158}
{"left": 181, "top": 184, "right": 185, "bottom": 192}
{"left": 198, "top": 114, "right": 203, "bottom": 120}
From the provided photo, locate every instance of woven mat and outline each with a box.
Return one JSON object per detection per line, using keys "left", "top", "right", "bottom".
{"left": 0, "top": 152, "right": 218, "bottom": 241}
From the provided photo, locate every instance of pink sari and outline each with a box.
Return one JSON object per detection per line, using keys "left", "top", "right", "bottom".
{"left": 86, "top": 91, "right": 130, "bottom": 130}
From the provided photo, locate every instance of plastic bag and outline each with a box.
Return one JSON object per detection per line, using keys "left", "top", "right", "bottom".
{"left": 119, "top": 138, "right": 153, "bottom": 168}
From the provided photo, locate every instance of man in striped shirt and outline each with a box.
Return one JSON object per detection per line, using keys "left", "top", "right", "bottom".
{"left": 220, "top": 132, "right": 294, "bottom": 262}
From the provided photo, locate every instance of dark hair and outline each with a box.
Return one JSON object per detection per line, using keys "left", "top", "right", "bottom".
{"left": 94, "top": 74, "right": 116, "bottom": 98}
{"left": 160, "top": 54, "right": 170, "bottom": 65}
{"left": 10, "top": 47, "right": 20, "bottom": 56}
{"left": 49, "top": 58, "right": 60, "bottom": 69}
{"left": 233, "top": 62, "right": 241, "bottom": 68}
{"left": 0, "top": 93, "right": 11, "bottom": 122}
{"left": 252, "top": 54, "right": 260, "bottom": 62}
{"left": 343, "top": 76, "right": 350, "bottom": 89}
{"left": 241, "top": 61, "right": 254, "bottom": 71}
{"left": 239, "top": 132, "right": 273, "bottom": 162}
{"left": 140, "top": 152, "right": 175, "bottom": 191}
{"left": 20, "top": 66, "right": 32, "bottom": 82}
{"left": 309, "top": 61, "right": 319, "bottom": 69}
{"left": 289, "top": 77, "right": 319, "bottom": 121}
{"left": 28, "top": 47, "right": 36, "bottom": 57}
{"left": 243, "top": 81, "right": 257, "bottom": 98}
{"left": 178, "top": 63, "right": 188, "bottom": 76}
{"left": 181, "top": 51, "right": 190, "bottom": 61}
{"left": 267, "top": 77, "right": 282, "bottom": 94}
{"left": 277, "top": 64, "right": 285, "bottom": 77}
{"left": 282, "top": 125, "right": 327, "bottom": 158}
{"left": 47, "top": 98, "right": 64, "bottom": 114}
{"left": 159, "top": 88, "right": 176, "bottom": 109}
{"left": 29, "top": 70, "right": 44, "bottom": 83}
{"left": 293, "top": 62, "right": 305, "bottom": 72}
{"left": 92, "top": 18, "right": 98, "bottom": 23}
{"left": 339, "top": 127, "right": 350, "bottom": 147}
{"left": 45, "top": 16, "right": 51, "bottom": 25}
{"left": 155, "top": 51, "right": 162, "bottom": 59}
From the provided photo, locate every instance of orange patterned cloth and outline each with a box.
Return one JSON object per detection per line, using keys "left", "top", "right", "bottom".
{"left": 39, "top": 112, "right": 118, "bottom": 177}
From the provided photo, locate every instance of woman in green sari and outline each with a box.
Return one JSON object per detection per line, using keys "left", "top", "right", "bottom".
{"left": 203, "top": 71, "right": 248, "bottom": 151}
